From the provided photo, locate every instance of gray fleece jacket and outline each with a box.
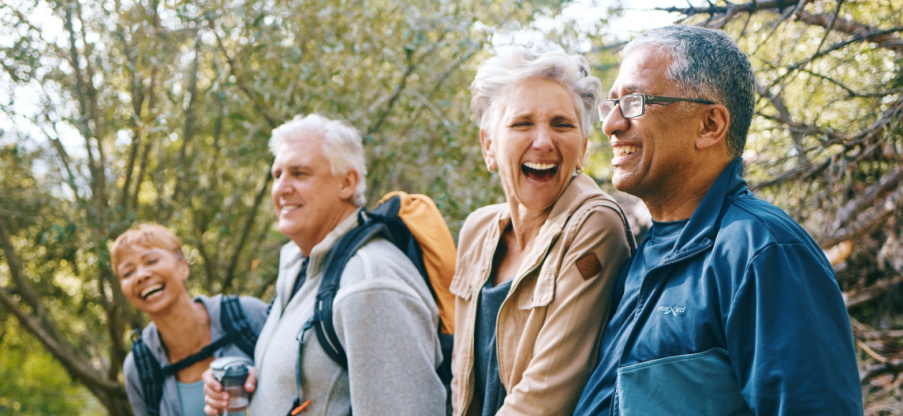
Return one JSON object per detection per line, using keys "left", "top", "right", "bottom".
{"left": 123, "top": 294, "right": 268, "bottom": 416}
{"left": 251, "top": 210, "right": 446, "bottom": 416}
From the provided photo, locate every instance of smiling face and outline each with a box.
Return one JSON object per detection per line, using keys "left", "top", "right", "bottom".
{"left": 482, "top": 77, "right": 587, "bottom": 212}
{"left": 603, "top": 45, "right": 705, "bottom": 202}
{"left": 270, "top": 134, "right": 358, "bottom": 255}
{"left": 117, "top": 244, "right": 190, "bottom": 315}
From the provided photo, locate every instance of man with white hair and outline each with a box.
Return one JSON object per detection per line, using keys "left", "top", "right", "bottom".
{"left": 204, "top": 114, "right": 446, "bottom": 416}
{"left": 574, "top": 25, "right": 862, "bottom": 415}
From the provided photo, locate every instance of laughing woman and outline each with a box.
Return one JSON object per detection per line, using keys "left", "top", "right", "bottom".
{"left": 449, "top": 46, "right": 635, "bottom": 416}
{"left": 113, "top": 224, "right": 267, "bottom": 416}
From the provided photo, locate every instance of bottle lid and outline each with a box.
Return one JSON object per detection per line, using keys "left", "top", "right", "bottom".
{"left": 210, "top": 356, "right": 253, "bottom": 379}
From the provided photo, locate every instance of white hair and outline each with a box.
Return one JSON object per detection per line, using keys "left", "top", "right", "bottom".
{"left": 470, "top": 44, "right": 602, "bottom": 137}
{"left": 268, "top": 114, "right": 368, "bottom": 206}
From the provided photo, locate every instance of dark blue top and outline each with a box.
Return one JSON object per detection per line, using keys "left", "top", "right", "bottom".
{"left": 573, "top": 158, "right": 863, "bottom": 416}
{"left": 642, "top": 219, "right": 688, "bottom": 271}
{"left": 472, "top": 278, "right": 513, "bottom": 416}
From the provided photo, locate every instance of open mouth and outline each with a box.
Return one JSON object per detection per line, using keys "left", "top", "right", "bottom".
{"left": 281, "top": 204, "right": 301, "bottom": 214}
{"left": 613, "top": 145, "right": 639, "bottom": 158}
{"left": 140, "top": 284, "right": 164, "bottom": 299}
{"left": 522, "top": 162, "right": 558, "bottom": 182}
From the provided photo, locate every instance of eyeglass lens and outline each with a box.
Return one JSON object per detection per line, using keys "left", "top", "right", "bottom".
{"left": 599, "top": 95, "right": 644, "bottom": 120}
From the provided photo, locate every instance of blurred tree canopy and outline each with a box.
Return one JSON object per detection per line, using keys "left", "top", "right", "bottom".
{"left": 1, "top": 0, "right": 901, "bottom": 414}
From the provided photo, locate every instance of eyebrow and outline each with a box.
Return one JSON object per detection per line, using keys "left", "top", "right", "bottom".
{"left": 609, "top": 84, "right": 642, "bottom": 99}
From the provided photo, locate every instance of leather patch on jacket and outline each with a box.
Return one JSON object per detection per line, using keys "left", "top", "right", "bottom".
{"left": 576, "top": 253, "right": 602, "bottom": 280}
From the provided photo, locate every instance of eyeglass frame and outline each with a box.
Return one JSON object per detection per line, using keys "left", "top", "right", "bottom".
{"left": 597, "top": 93, "right": 715, "bottom": 121}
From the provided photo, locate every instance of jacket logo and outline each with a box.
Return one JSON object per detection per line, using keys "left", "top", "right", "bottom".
{"left": 657, "top": 305, "right": 686, "bottom": 315}
{"left": 576, "top": 253, "right": 602, "bottom": 280}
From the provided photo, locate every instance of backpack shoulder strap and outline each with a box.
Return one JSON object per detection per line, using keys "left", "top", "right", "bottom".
{"left": 130, "top": 330, "right": 165, "bottom": 416}
{"left": 311, "top": 211, "right": 389, "bottom": 369}
{"left": 220, "top": 294, "right": 259, "bottom": 357}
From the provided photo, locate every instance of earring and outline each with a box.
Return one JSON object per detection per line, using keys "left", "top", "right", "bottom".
{"left": 576, "top": 166, "right": 583, "bottom": 174}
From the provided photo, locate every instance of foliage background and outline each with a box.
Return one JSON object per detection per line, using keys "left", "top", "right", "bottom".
{"left": 1, "top": 0, "right": 901, "bottom": 414}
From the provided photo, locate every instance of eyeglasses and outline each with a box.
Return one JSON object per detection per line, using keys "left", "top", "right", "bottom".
{"left": 598, "top": 93, "right": 714, "bottom": 121}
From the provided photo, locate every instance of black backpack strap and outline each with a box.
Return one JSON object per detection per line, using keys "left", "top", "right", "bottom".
{"left": 220, "top": 294, "right": 259, "bottom": 357}
{"left": 311, "top": 211, "right": 389, "bottom": 369}
{"left": 130, "top": 330, "right": 164, "bottom": 416}
{"left": 160, "top": 335, "right": 233, "bottom": 377}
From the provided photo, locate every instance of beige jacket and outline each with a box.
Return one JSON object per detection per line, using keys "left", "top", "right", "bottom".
{"left": 450, "top": 174, "right": 634, "bottom": 416}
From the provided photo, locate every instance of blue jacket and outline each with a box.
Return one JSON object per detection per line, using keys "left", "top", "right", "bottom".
{"left": 574, "top": 158, "right": 862, "bottom": 416}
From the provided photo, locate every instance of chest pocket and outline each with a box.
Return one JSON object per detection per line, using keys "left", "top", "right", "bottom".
{"left": 614, "top": 348, "right": 751, "bottom": 416}
{"left": 450, "top": 262, "right": 478, "bottom": 301}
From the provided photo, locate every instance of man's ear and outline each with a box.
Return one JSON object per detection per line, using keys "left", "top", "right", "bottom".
{"left": 696, "top": 104, "right": 730, "bottom": 151}
{"left": 480, "top": 129, "right": 496, "bottom": 172}
{"left": 338, "top": 169, "right": 360, "bottom": 200}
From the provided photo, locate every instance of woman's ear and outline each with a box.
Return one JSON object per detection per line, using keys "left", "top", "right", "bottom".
{"left": 177, "top": 257, "right": 190, "bottom": 283}
{"left": 480, "top": 129, "right": 496, "bottom": 172}
{"left": 696, "top": 104, "right": 730, "bottom": 151}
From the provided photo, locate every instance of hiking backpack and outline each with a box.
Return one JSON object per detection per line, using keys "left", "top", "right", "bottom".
{"left": 130, "top": 295, "right": 259, "bottom": 416}
{"left": 287, "top": 191, "right": 457, "bottom": 415}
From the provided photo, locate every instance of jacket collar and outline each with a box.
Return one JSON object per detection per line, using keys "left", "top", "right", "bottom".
{"left": 667, "top": 158, "right": 749, "bottom": 260}
{"left": 491, "top": 173, "right": 613, "bottom": 283}
{"left": 277, "top": 208, "right": 362, "bottom": 299}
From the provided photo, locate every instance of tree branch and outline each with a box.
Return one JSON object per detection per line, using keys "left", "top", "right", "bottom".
{"left": 222, "top": 173, "right": 272, "bottom": 292}
{"left": 0, "top": 219, "right": 58, "bottom": 340}
{"left": 845, "top": 275, "right": 903, "bottom": 309}
{"left": 366, "top": 36, "right": 445, "bottom": 137}
{"left": 165, "top": 31, "right": 203, "bottom": 221}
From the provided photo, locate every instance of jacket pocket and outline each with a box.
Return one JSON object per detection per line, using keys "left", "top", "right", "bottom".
{"left": 614, "top": 348, "right": 752, "bottom": 416}
{"left": 450, "top": 263, "right": 474, "bottom": 301}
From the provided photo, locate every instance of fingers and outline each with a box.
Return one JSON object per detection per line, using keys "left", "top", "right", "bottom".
{"left": 244, "top": 366, "right": 259, "bottom": 393}
{"left": 202, "top": 368, "right": 229, "bottom": 413}
{"left": 204, "top": 404, "right": 223, "bottom": 416}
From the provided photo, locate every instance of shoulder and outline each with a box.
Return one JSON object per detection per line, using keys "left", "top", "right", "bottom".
{"left": 572, "top": 197, "right": 629, "bottom": 232}
{"left": 237, "top": 295, "right": 268, "bottom": 314}
{"left": 123, "top": 349, "right": 138, "bottom": 379}
{"left": 345, "top": 238, "right": 419, "bottom": 286}
{"left": 137, "top": 321, "right": 161, "bottom": 351}
{"left": 719, "top": 194, "right": 820, "bottom": 249}
{"left": 334, "top": 238, "right": 434, "bottom": 307}
{"left": 458, "top": 203, "right": 505, "bottom": 246}
{"left": 214, "top": 293, "right": 269, "bottom": 331}
{"left": 714, "top": 194, "right": 833, "bottom": 277}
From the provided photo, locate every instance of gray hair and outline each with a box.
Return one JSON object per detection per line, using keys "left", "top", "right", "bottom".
{"left": 268, "top": 114, "right": 368, "bottom": 206}
{"left": 624, "top": 25, "right": 756, "bottom": 158}
{"left": 470, "top": 44, "right": 601, "bottom": 138}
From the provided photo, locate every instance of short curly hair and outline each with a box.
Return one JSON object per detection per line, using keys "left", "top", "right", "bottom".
{"left": 110, "top": 223, "right": 185, "bottom": 274}
{"left": 470, "top": 44, "right": 602, "bottom": 138}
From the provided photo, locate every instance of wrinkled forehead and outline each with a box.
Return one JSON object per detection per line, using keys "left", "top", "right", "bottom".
{"left": 610, "top": 46, "right": 674, "bottom": 97}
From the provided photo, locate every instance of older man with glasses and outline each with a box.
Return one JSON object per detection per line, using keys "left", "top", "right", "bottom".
{"left": 573, "top": 25, "right": 862, "bottom": 416}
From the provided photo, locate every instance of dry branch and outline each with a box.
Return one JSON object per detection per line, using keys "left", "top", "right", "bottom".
{"left": 845, "top": 275, "right": 903, "bottom": 309}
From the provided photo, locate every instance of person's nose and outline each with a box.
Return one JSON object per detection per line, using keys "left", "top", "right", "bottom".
{"left": 602, "top": 104, "right": 630, "bottom": 138}
{"left": 532, "top": 124, "right": 555, "bottom": 151}
{"left": 271, "top": 175, "right": 293, "bottom": 199}
{"left": 135, "top": 264, "right": 151, "bottom": 284}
